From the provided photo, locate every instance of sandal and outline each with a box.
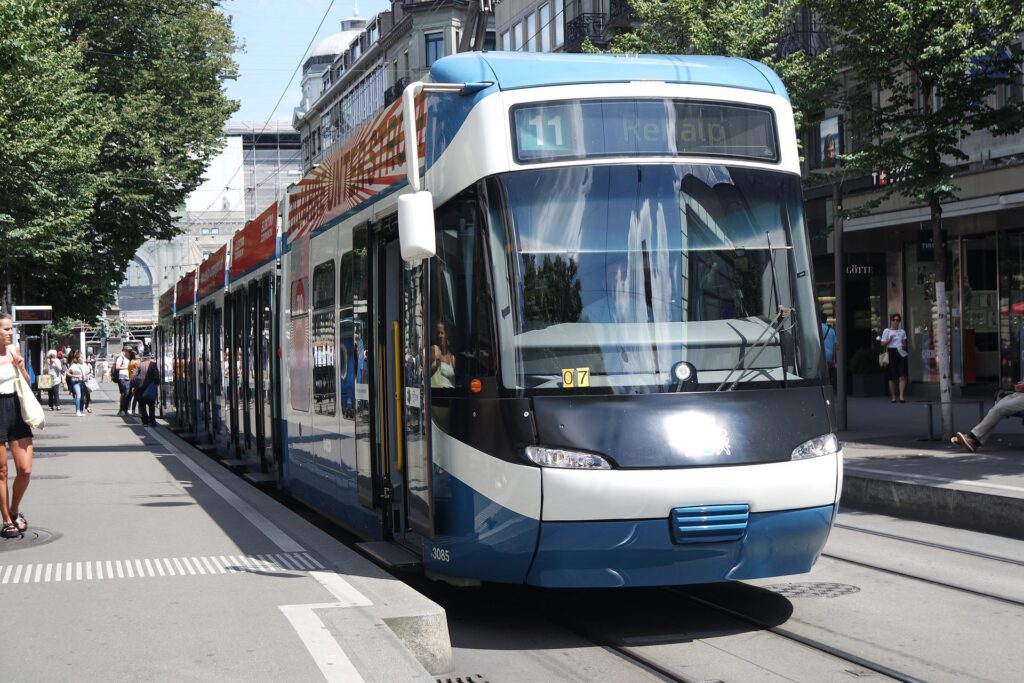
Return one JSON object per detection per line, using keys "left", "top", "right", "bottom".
{"left": 1, "top": 523, "right": 22, "bottom": 539}
{"left": 12, "top": 513, "right": 26, "bottom": 532}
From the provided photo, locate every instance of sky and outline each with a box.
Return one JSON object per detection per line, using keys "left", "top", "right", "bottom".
{"left": 223, "top": 0, "right": 390, "bottom": 127}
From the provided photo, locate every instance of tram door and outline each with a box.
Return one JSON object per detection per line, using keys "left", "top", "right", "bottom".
{"left": 374, "top": 235, "right": 434, "bottom": 542}
{"left": 255, "top": 274, "right": 278, "bottom": 474}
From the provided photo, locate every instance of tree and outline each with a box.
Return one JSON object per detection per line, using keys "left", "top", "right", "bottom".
{"left": 0, "top": 0, "right": 105, "bottom": 312}
{"left": 602, "top": 0, "right": 838, "bottom": 132}
{"left": 812, "top": 0, "right": 1024, "bottom": 438}
{"left": 57, "top": 0, "right": 239, "bottom": 320}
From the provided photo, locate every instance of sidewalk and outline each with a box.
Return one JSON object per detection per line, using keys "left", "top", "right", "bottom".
{"left": 838, "top": 395, "right": 1024, "bottom": 540}
{"left": 0, "top": 383, "right": 449, "bottom": 682}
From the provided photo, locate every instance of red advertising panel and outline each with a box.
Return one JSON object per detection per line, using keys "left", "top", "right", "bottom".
{"left": 196, "top": 243, "right": 228, "bottom": 301}
{"left": 175, "top": 269, "right": 197, "bottom": 310}
{"left": 231, "top": 201, "right": 278, "bottom": 279}
{"left": 158, "top": 287, "right": 175, "bottom": 318}
{"left": 288, "top": 95, "right": 425, "bottom": 243}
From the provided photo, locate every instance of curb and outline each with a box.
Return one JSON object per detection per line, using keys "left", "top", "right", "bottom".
{"left": 842, "top": 474, "right": 1024, "bottom": 541}
{"left": 153, "top": 423, "right": 452, "bottom": 676}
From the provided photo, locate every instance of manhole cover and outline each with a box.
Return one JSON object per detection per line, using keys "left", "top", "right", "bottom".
{"left": 761, "top": 582, "right": 860, "bottom": 598}
{"left": 0, "top": 527, "right": 61, "bottom": 552}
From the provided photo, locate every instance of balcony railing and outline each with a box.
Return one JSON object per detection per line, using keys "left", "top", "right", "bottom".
{"left": 565, "top": 12, "right": 608, "bottom": 48}
{"left": 384, "top": 77, "right": 410, "bottom": 106}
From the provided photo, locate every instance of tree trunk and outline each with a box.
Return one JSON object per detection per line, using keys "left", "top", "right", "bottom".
{"left": 931, "top": 200, "right": 953, "bottom": 438}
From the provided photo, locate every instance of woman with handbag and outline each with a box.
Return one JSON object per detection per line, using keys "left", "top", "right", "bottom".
{"left": 65, "top": 350, "right": 89, "bottom": 417}
{"left": 0, "top": 313, "right": 35, "bottom": 539}
{"left": 879, "top": 313, "right": 909, "bottom": 403}
{"left": 134, "top": 353, "right": 160, "bottom": 426}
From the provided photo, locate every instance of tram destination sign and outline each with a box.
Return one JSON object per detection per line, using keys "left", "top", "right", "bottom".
{"left": 512, "top": 98, "right": 778, "bottom": 164}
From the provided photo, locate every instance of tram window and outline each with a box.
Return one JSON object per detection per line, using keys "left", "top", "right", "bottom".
{"left": 312, "top": 261, "right": 337, "bottom": 415}
{"left": 339, "top": 251, "right": 354, "bottom": 307}
{"left": 430, "top": 186, "right": 498, "bottom": 389}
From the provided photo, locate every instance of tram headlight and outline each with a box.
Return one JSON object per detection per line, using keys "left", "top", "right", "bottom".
{"left": 791, "top": 433, "right": 840, "bottom": 460}
{"left": 524, "top": 446, "right": 612, "bottom": 469}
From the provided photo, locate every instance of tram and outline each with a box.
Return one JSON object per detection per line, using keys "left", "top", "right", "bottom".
{"left": 171, "top": 52, "right": 842, "bottom": 588}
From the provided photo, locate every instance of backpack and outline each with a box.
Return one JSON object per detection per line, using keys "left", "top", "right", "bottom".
{"left": 110, "top": 357, "right": 121, "bottom": 382}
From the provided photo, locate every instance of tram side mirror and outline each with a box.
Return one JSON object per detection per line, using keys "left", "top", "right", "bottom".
{"left": 398, "top": 191, "right": 436, "bottom": 262}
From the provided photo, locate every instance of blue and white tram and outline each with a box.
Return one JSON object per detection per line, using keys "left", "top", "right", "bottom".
{"left": 279, "top": 52, "right": 841, "bottom": 588}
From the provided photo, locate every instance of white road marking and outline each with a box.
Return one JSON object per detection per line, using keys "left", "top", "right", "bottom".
{"left": 279, "top": 604, "right": 366, "bottom": 683}
{"left": 148, "top": 429, "right": 304, "bottom": 552}
{"left": 0, "top": 553, "right": 320, "bottom": 587}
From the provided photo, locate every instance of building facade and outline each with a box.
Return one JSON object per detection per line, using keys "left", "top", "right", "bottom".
{"left": 294, "top": 2, "right": 491, "bottom": 175}
{"left": 116, "top": 123, "right": 300, "bottom": 323}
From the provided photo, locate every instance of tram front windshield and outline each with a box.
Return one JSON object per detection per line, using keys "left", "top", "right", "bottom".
{"left": 490, "top": 164, "right": 823, "bottom": 393}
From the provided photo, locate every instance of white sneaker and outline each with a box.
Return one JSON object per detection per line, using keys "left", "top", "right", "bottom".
{"left": 76, "top": 411, "right": 85, "bottom": 417}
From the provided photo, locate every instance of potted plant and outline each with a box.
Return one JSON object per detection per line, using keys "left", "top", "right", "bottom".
{"left": 848, "top": 347, "right": 886, "bottom": 397}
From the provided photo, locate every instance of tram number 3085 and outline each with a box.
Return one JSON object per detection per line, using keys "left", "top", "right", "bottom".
{"left": 429, "top": 546, "right": 451, "bottom": 563}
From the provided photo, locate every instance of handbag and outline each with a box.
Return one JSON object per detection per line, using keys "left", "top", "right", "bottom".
{"left": 878, "top": 349, "right": 890, "bottom": 368}
{"left": 85, "top": 378, "right": 99, "bottom": 392}
{"left": 141, "top": 382, "right": 158, "bottom": 402}
{"left": 14, "top": 371, "right": 45, "bottom": 430}
{"left": 38, "top": 374, "right": 53, "bottom": 390}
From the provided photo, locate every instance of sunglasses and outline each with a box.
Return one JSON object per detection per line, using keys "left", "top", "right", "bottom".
{"left": 891, "top": 317, "right": 902, "bottom": 322}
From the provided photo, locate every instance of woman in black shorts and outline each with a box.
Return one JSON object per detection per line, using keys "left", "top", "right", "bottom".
{"left": 0, "top": 313, "right": 34, "bottom": 538}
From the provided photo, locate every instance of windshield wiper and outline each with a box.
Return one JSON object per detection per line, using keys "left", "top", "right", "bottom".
{"left": 716, "top": 231, "right": 793, "bottom": 392}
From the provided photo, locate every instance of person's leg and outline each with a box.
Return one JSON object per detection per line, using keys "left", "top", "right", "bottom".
{"left": 53, "top": 385, "right": 60, "bottom": 410}
{"left": 119, "top": 379, "right": 130, "bottom": 413}
{"left": 140, "top": 399, "right": 152, "bottom": 425}
{"left": 899, "top": 375, "right": 907, "bottom": 401}
{"left": 0, "top": 443, "right": 10, "bottom": 527}
{"left": 72, "top": 382, "right": 83, "bottom": 414}
{"left": 888, "top": 378, "right": 897, "bottom": 401}
{"left": 967, "top": 393, "right": 1024, "bottom": 445}
{"left": 47, "top": 386, "right": 54, "bottom": 409}
{"left": 8, "top": 437, "right": 32, "bottom": 523}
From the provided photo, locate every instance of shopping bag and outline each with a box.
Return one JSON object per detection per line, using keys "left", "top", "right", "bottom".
{"left": 14, "top": 373, "right": 45, "bottom": 430}
{"left": 85, "top": 378, "right": 99, "bottom": 392}
{"left": 38, "top": 374, "right": 53, "bottom": 390}
{"left": 878, "top": 350, "right": 890, "bottom": 368}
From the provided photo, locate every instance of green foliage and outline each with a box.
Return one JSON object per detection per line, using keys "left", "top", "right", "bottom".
{"left": 810, "top": 0, "right": 1024, "bottom": 206}
{"left": 0, "top": 0, "right": 105, "bottom": 306}
{"left": 605, "top": 0, "right": 838, "bottom": 132}
{"left": 0, "top": 0, "right": 239, "bottom": 322}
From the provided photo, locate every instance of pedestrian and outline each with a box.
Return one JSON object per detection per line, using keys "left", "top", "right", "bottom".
{"left": 951, "top": 380, "right": 1024, "bottom": 452}
{"left": 0, "top": 313, "right": 34, "bottom": 539}
{"left": 133, "top": 353, "right": 160, "bottom": 426}
{"left": 114, "top": 347, "right": 132, "bottom": 415}
{"left": 128, "top": 351, "right": 140, "bottom": 415}
{"left": 46, "top": 349, "right": 62, "bottom": 411}
{"left": 81, "top": 357, "right": 95, "bottom": 413}
{"left": 65, "top": 350, "right": 88, "bottom": 417}
{"left": 820, "top": 308, "right": 837, "bottom": 389}
{"left": 878, "top": 313, "right": 908, "bottom": 403}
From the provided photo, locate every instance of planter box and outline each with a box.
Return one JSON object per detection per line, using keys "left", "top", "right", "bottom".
{"left": 850, "top": 372, "right": 886, "bottom": 397}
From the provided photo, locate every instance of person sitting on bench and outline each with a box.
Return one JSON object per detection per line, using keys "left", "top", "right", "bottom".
{"left": 951, "top": 380, "right": 1024, "bottom": 452}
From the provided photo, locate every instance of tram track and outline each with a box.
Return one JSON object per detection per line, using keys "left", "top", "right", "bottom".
{"left": 663, "top": 586, "right": 922, "bottom": 683}
{"left": 834, "top": 522, "right": 1024, "bottom": 567}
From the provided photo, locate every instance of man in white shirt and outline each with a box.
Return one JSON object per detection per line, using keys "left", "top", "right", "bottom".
{"left": 114, "top": 348, "right": 131, "bottom": 415}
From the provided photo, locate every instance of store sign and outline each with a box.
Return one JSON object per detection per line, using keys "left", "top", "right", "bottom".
{"left": 845, "top": 264, "right": 874, "bottom": 276}
{"left": 918, "top": 231, "right": 947, "bottom": 261}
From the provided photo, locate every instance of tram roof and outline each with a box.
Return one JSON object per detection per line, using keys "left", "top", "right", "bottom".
{"left": 430, "top": 52, "right": 789, "bottom": 100}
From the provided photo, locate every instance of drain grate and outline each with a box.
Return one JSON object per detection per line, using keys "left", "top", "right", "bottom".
{"left": 0, "top": 527, "right": 61, "bottom": 552}
{"left": 761, "top": 582, "right": 860, "bottom": 598}
{"left": 32, "top": 475, "right": 70, "bottom": 480}
{"left": 436, "top": 675, "right": 489, "bottom": 683}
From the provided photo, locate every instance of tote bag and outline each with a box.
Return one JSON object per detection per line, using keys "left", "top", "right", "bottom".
{"left": 878, "top": 350, "right": 890, "bottom": 368}
{"left": 14, "top": 373, "right": 45, "bottom": 430}
{"left": 38, "top": 374, "right": 53, "bottom": 390}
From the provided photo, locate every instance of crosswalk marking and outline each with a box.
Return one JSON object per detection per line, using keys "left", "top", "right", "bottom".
{"left": 0, "top": 552, "right": 325, "bottom": 587}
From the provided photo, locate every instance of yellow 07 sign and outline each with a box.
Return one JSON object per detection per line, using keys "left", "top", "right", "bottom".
{"left": 561, "top": 367, "right": 590, "bottom": 388}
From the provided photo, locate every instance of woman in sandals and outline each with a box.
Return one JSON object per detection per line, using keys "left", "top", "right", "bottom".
{"left": 0, "top": 313, "right": 34, "bottom": 539}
